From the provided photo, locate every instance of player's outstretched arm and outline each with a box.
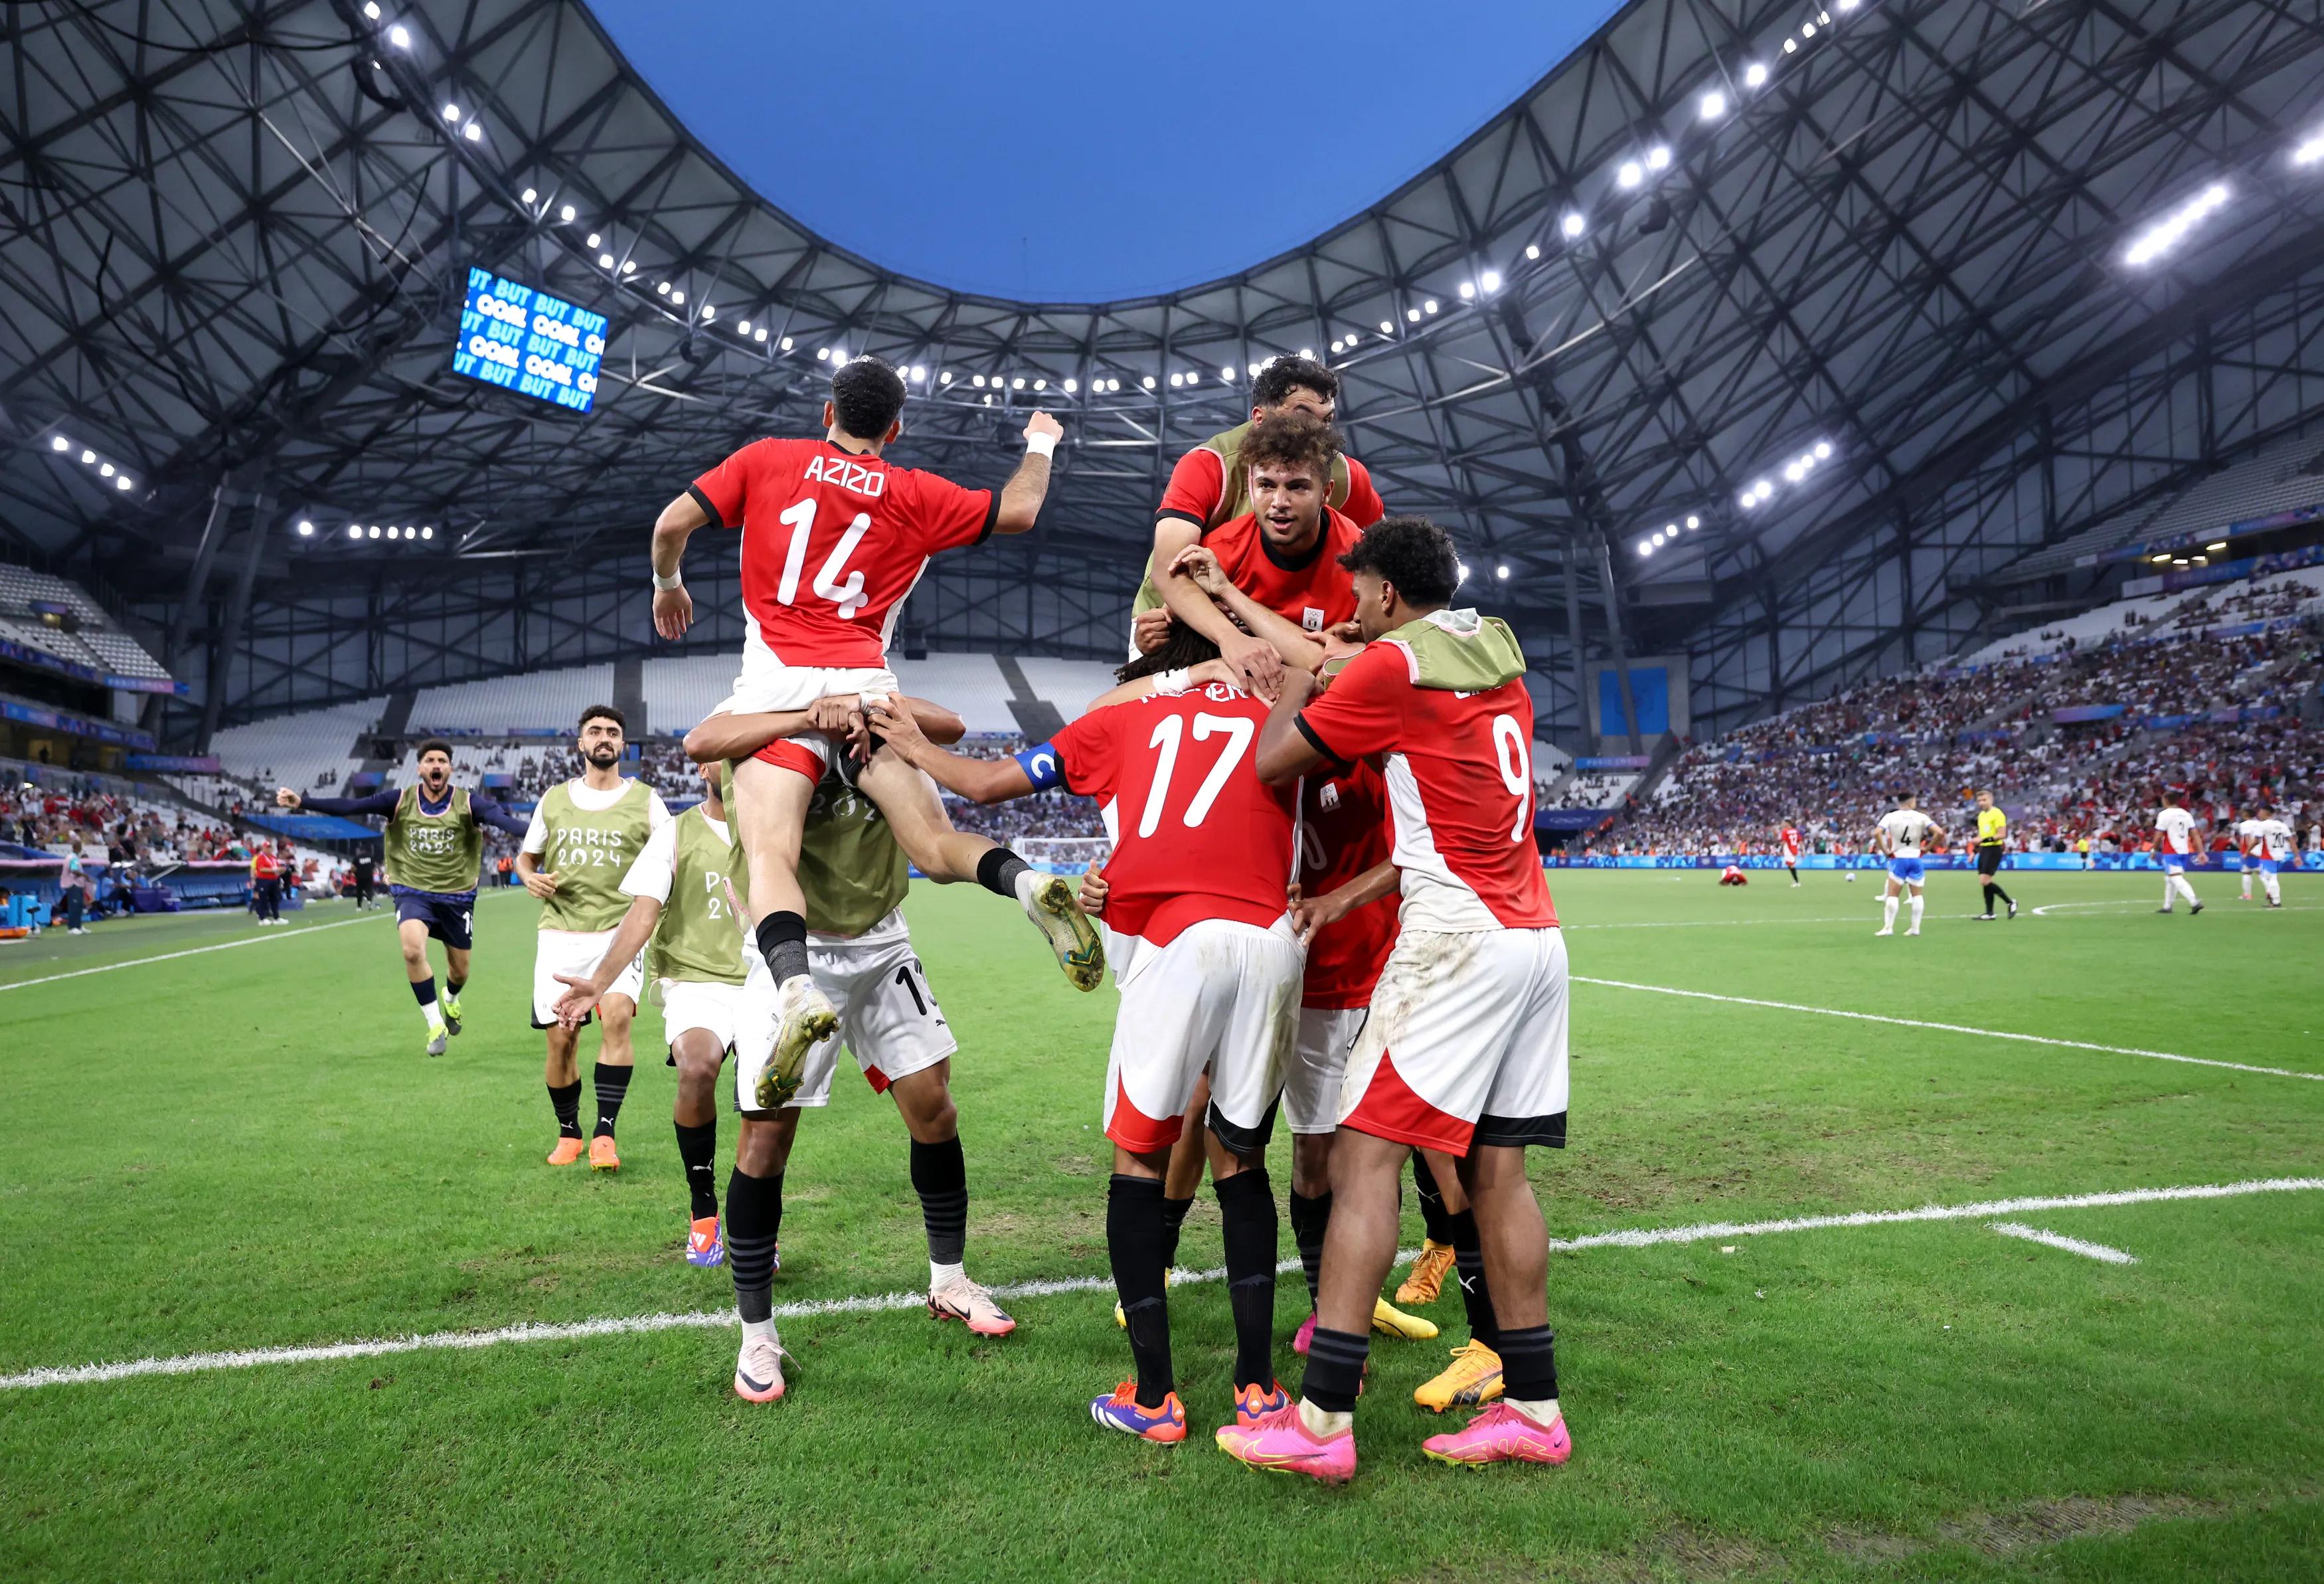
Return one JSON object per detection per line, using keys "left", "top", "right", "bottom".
{"left": 1148, "top": 531, "right": 1284, "bottom": 693}
{"left": 471, "top": 792, "right": 530, "bottom": 838}
{"left": 1254, "top": 669, "right": 1329, "bottom": 784}
{"left": 651, "top": 490, "right": 711, "bottom": 638}
{"left": 991, "top": 412, "right": 1062, "bottom": 535}
{"left": 1169, "top": 545, "right": 1327, "bottom": 678}
{"left": 863, "top": 699, "right": 1037, "bottom": 804}
{"left": 549, "top": 895, "right": 662, "bottom": 1027}
{"left": 681, "top": 695, "right": 965, "bottom": 764}
{"left": 284, "top": 787, "right": 400, "bottom": 817}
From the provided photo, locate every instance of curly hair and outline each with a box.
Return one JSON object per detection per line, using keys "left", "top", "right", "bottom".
{"left": 831, "top": 355, "right": 908, "bottom": 441}
{"left": 1240, "top": 410, "right": 1343, "bottom": 483}
{"left": 1252, "top": 355, "right": 1338, "bottom": 410}
{"left": 1339, "top": 515, "right": 1458, "bottom": 606}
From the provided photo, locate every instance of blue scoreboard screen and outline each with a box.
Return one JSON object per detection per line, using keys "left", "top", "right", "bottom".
{"left": 451, "top": 267, "right": 608, "bottom": 413}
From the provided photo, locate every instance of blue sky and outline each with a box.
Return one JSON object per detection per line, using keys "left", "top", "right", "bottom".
{"left": 585, "top": 0, "right": 1621, "bottom": 302}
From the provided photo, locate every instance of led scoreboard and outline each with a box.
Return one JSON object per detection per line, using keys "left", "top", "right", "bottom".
{"left": 451, "top": 267, "right": 608, "bottom": 413}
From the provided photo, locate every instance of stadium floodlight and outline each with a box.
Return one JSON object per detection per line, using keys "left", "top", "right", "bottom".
{"left": 2206, "top": 541, "right": 2227, "bottom": 553}
{"left": 1665, "top": 523, "right": 1677, "bottom": 535}
{"left": 1011, "top": 376, "right": 1025, "bottom": 390}
{"left": 586, "top": 232, "right": 600, "bottom": 248}
{"left": 50, "top": 436, "right": 66, "bottom": 452}
{"left": 1645, "top": 145, "right": 1671, "bottom": 172}
{"left": 463, "top": 122, "right": 481, "bottom": 143}
{"left": 297, "top": 520, "right": 314, "bottom": 536}
{"left": 670, "top": 290, "right": 684, "bottom": 305}
{"left": 1801, "top": 22, "right": 1816, "bottom": 39}
{"left": 1482, "top": 270, "right": 1502, "bottom": 292}
{"left": 2123, "top": 182, "right": 2230, "bottom": 266}
{"left": 99, "top": 462, "right": 114, "bottom": 478}
{"left": 736, "top": 319, "right": 750, "bottom": 335}
{"left": 1143, "top": 375, "right": 1157, "bottom": 389}
{"left": 1618, "top": 161, "right": 1643, "bottom": 189}
{"left": 1562, "top": 211, "right": 1586, "bottom": 238}
{"left": 1458, "top": 282, "right": 1475, "bottom": 300}
{"left": 1837, "top": 0, "right": 1857, "bottom": 10}
{"left": 1744, "top": 61, "right": 1768, "bottom": 87}
{"left": 655, "top": 281, "right": 670, "bottom": 295}
{"left": 368, "top": 525, "right": 381, "bottom": 539}
{"left": 1685, "top": 514, "right": 1701, "bottom": 529}
{"left": 2295, "top": 131, "right": 2324, "bottom": 167}
{"left": 1220, "top": 365, "right": 1236, "bottom": 380}
{"left": 388, "top": 25, "right": 410, "bottom": 48}
{"left": 521, "top": 187, "right": 537, "bottom": 204}
{"left": 1783, "top": 38, "right": 1797, "bottom": 54}
{"left": 598, "top": 254, "right": 614, "bottom": 268}
{"left": 1701, "top": 90, "right": 1727, "bottom": 121}
{"left": 421, "top": 527, "right": 434, "bottom": 540}
{"left": 1184, "top": 371, "right": 1199, "bottom": 385}
{"left": 1419, "top": 305, "right": 1435, "bottom": 318}
{"left": 910, "top": 365, "right": 926, "bottom": 381}
{"left": 1063, "top": 378, "right": 1078, "bottom": 393}
{"left": 938, "top": 369, "right": 950, "bottom": 383}
{"left": 1525, "top": 243, "right": 1540, "bottom": 260}
{"left": 559, "top": 205, "right": 576, "bottom": 222}
{"left": 780, "top": 337, "right": 793, "bottom": 350}
{"left": 363, "top": 1, "right": 381, "bottom": 15}
{"left": 622, "top": 260, "right": 636, "bottom": 275}
{"left": 701, "top": 305, "right": 715, "bottom": 321}
{"left": 116, "top": 475, "right": 133, "bottom": 490}
{"left": 1496, "top": 564, "right": 1510, "bottom": 579}
{"left": 1033, "top": 379, "right": 1045, "bottom": 391}
{"left": 385, "top": 527, "right": 399, "bottom": 540}
{"left": 2149, "top": 553, "right": 2171, "bottom": 565}
{"left": 1638, "top": 541, "right": 1653, "bottom": 557}
{"left": 1345, "top": 331, "right": 1361, "bottom": 344}
{"left": 1379, "top": 319, "right": 1394, "bottom": 333}
{"left": 1407, "top": 308, "right": 1422, "bottom": 322}
{"left": 1331, "top": 339, "right": 1344, "bottom": 353}
{"left": 1814, "top": 440, "right": 1832, "bottom": 459}
{"left": 1299, "top": 347, "right": 1315, "bottom": 357}
{"left": 442, "top": 104, "right": 460, "bottom": 122}
{"left": 823, "top": 349, "right": 837, "bottom": 363}
{"left": 80, "top": 449, "right": 96, "bottom": 464}
{"left": 1169, "top": 372, "right": 1183, "bottom": 387}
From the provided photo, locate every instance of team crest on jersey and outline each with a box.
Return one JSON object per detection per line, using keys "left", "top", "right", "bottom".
{"left": 1319, "top": 780, "right": 1341, "bottom": 812}
{"left": 1301, "top": 606, "right": 1325, "bottom": 632}
{"left": 803, "top": 453, "right": 887, "bottom": 497}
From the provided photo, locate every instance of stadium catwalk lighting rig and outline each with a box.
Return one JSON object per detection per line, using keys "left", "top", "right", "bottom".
{"left": 46, "top": 434, "right": 135, "bottom": 493}
{"left": 2123, "top": 183, "right": 2231, "bottom": 267}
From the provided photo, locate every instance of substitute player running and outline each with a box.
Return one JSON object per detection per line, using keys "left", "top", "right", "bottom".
{"left": 1232, "top": 515, "right": 1572, "bottom": 1482}
{"left": 519, "top": 706, "right": 671, "bottom": 1171}
{"left": 1971, "top": 791, "right": 2017, "bottom": 921}
{"left": 278, "top": 740, "right": 529, "bottom": 1055}
{"left": 2154, "top": 791, "right": 2206, "bottom": 916}
{"left": 871, "top": 630, "right": 1301, "bottom": 1447}
{"left": 1872, "top": 795, "right": 1943, "bottom": 938}
{"left": 648, "top": 355, "right": 1102, "bottom": 1116}
{"left": 1131, "top": 356, "right": 1386, "bottom": 666}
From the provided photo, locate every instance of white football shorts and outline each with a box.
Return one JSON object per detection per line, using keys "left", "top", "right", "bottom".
{"left": 732, "top": 912, "right": 955, "bottom": 1114}
{"left": 712, "top": 629, "right": 898, "bottom": 779}
{"left": 1103, "top": 915, "right": 1303, "bottom": 1156}
{"left": 657, "top": 977, "right": 742, "bottom": 1055}
{"left": 1286, "top": 1006, "right": 1367, "bottom": 1135}
{"left": 1339, "top": 926, "right": 1569, "bottom": 1156}
{"left": 532, "top": 928, "right": 645, "bottom": 1028}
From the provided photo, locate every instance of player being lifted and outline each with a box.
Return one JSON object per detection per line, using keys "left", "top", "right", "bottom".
{"left": 2154, "top": 790, "right": 2206, "bottom": 916}
{"left": 868, "top": 630, "right": 1299, "bottom": 1446}
{"left": 1971, "top": 790, "right": 2017, "bottom": 921}
{"left": 649, "top": 356, "right": 1104, "bottom": 1114}
{"left": 1135, "top": 360, "right": 1384, "bottom": 683}
{"left": 1872, "top": 794, "right": 1944, "bottom": 937}
{"left": 278, "top": 738, "right": 529, "bottom": 1055}
{"left": 1228, "top": 516, "right": 1573, "bottom": 1482}
{"left": 2243, "top": 799, "right": 2298, "bottom": 909}
{"left": 517, "top": 707, "right": 671, "bottom": 1170}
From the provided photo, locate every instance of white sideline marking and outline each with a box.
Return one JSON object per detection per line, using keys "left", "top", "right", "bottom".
{"left": 0, "top": 911, "right": 390, "bottom": 992}
{"left": 1989, "top": 1222, "right": 2138, "bottom": 1265}
{"left": 1574, "top": 975, "right": 2324, "bottom": 1083}
{"left": 4, "top": 1175, "right": 2316, "bottom": 1393}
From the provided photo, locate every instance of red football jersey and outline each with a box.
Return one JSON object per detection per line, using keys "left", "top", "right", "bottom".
{"left": 1295, "top": 642, "right": 1557, "bottom": 932}
{"left": 1050, "top": 682, "right": 1297, "bottom": 948}
{"left": 1780, "top": 826, "right": 1801, "bottom": 859}
{"left": 690, "top": 437, "right": 994, "bottom": 667}
{"left": 1298, "top": 759, "right": 1397, "bottom": 1010}
{"left": 1158, "top": 446, "right": 1386, "bottom": 531}
{"left": 1197, "top": 507, "right": 1364, "bottom": 636}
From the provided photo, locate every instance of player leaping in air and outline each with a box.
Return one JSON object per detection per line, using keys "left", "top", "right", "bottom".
{"left": 1872, "top": 794, "right": 1944, "bottom": 937}
{"left": 278, "top": 739, "right": 530, "bottom": 1055}
{"left": 648, "top": 355, "right": 1104, "bottom": 1113}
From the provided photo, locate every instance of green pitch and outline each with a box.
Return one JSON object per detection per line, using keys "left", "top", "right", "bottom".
{"left": 3, "top": 871, "right": 2320, "bottom": 1581}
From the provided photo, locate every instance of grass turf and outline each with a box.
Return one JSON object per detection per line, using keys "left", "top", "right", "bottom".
{"left": 2, "top": 870, "right": 2320, "bottom": 1581}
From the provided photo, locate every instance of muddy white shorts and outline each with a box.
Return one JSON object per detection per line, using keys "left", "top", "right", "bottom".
{"left": 532, "top": 928, "right": 645, "bottom": 1028}
{"left": 657, "top": 977, "right": 742, "bottom": 1054}
{"left": 713, "top": 630, "right": 899, "bottom": 780}
{"left": 1286, "top": 1006, "right": 1367, "bottom": 1135}
{"left": 1104, "top": 915, "right": 1303, "bottom": 1156}
{"left": 1339, "top": 926, "right": 1568, "bottom": 1156}
{"left": 732, "top": 913, "right": 955, "bottom": 1113}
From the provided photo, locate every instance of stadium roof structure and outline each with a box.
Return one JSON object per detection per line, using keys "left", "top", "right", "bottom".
{"left": 5, "top": 0, "right": 2323, "bottom": 743}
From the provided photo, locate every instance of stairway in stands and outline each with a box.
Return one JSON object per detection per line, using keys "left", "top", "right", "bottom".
{"left": 993, "top": 656, "right": 1064, "bottom": 741}
{"left": 612, "top": 658, "right": 647, "bottom": 735}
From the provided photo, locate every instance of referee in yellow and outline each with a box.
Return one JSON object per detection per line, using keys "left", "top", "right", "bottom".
{"left": 1973, "top": 790, "right": 2017, "bottom": 920}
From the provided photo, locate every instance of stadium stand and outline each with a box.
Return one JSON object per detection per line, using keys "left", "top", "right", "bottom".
{"left": 410, "top": 665, "right": 617, "bottom": 735}
{"left": 0, "top": 564, "right": 171, "bottom": 685}
{"left": 206, "top": 697, "right": 387, "bottom": 795}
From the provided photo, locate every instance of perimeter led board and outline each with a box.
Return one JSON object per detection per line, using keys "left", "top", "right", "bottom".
{"left": 451, "top": 267, "right": 608, "bottom": 413}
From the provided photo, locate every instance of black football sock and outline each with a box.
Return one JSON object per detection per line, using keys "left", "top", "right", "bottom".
{"left": 1989, "top": 880, "right": 2014, "bottom": 908}
{"left": 1287, "top": 1189, "right": 1332, "bottom": 1310}
{"left": 1214, "top": 1168, "right": 1280, "bottom": 1391}
{"left": 675, "top": 1120, "right": 719, "bottom": 1220}
{"left": 1980, "top": 881, "right": 1997, "bottom": 915}
{"left": 910, "top": 1134, "right": 969, "bottom": 1269}
{"left": 446, "top": 976, "right": 465, "bottom": 998}
{"left": 1497, "top": 1323, "right": 1560, "bottom": 1405}
{"left": 975, "top": 847, "right": 1031, "bottom": 901}
{"left": 1301, "top": 1326, "right": 1370, "bottom": 1415}
{"left": 590, "top": 1062, "right": 632, "bottom": 1138}
{"left": 1108, "top": 1174, "right": 1173, "bottom": 1409}
{"left": 547, "top": 1081, "right": 582, "bottom": 1140}
{"left": 410, "top": 976, "right": 438, "bottom": 1006}
{"left": 724, "top": 1167, "right": 784, "bottom": 1323}
{"left": 1158, "top": 1192, "right": 1196, "bottom": 1271}
{"left": 753, "top": 911, "right": 810, "bottom": 986}
{"left": 1449, "top": 1208, "right": 1500, "bottom": 1352}
{"left": 1412, "top": 1152, "right": 1453, "bottom": 1245}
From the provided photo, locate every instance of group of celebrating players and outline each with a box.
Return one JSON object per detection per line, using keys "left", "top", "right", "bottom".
{"left": 281, "top": 354, "right": 1574, "bottom": 1483}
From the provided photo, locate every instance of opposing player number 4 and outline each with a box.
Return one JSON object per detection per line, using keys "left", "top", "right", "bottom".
{"left": 1137, "top": 712, "right": 1256, "bottom": 838}
{"left": 1492, "top": 714, "right": 1531, "bottom": 842}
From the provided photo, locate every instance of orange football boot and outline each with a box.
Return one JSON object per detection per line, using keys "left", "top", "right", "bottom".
{"left": 546, "top": 1136, "right": 586, "bottom": 1166}
{"left": 588, "top": 1134, "right": 621, "bottom": 1172}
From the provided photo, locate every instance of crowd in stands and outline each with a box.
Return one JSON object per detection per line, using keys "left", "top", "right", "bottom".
{"left": 1591, "top": 600, "right": 2323, "bottom": 859}
{"left": 1, "top": 778, "right": 242, "bottom": 866}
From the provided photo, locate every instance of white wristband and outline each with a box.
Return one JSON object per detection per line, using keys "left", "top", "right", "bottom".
{"left": 1154, "top": 667, "right": 1193, "bottom": 697}
{"left": 1024, "top": 431, "right": 1058, "bottom": 458}
{"left": 652, "top": 569, "right": 684, "bottom": 591}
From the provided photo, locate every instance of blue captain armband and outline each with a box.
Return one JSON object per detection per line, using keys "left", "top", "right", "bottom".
{"left": 1013, "top": 742, "right": 1064, "bottom": 792}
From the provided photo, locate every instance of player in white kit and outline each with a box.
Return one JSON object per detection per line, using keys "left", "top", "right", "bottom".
{"left": 2153, "top": 792, "right": 2205, "bottom": 915}
{"left": 2234, "top": 809, "right": 2262, "bottom": 901}
{"left": 1872, "top": 795, "right": 1944, "bottom": 937}
{"left": 2245, "top": 802, "right": 2299, "bottom": 909}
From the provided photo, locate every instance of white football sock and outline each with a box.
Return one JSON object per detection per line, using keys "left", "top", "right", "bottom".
{"left": 2161, "top": 877, "right": 2175, "bottom": 912}
{"left": 416, "top": 993, "right": 443, "bottom": 1031}
{"left": 2241, "top": 871, "right": 2254, "bottom": 898}
{"left": 2172, "top": 874, "right": 2200, "bottom": 906}
{"left": 1507, "top": 1394, "right": 1561, "bottom": 1427}
{"left": 1908, "top": 894, "right": 1925, "bottom": 930}
{"left": 930, "top": 1260, "right": 965, "bottom": 1289}
{"left": 2264, "top": 873, "right": 2281, "bottom": 905}
{"left": 741, "top": 1316, "right": 776, "bottom": 1344}
{"left": 1881, "top": 895, "right": 1899, "bottom": 930}
{"left": 1299, "top": 1398, "right": 1353, "bottom": 1438}
{"left": 1013, "top": 867, "right": 1043, "bottom": 912}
